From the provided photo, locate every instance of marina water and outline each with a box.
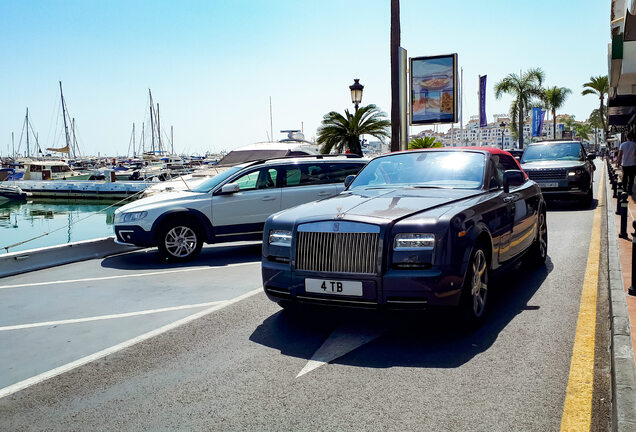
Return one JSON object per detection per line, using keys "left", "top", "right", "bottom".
{"left": 0, "top": 200, "right": 122, "bottom": 254}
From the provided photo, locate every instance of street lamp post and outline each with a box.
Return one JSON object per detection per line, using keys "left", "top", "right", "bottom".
{"left": 499, "top": 121, "right": 506, "bottom": 149}
{"left": 350, "top": 79, "right": 364, "bottom": 112}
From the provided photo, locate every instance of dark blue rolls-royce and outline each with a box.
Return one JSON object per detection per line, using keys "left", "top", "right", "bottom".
{"left": 261, "top": 148, "right": 547, "bottom": 328}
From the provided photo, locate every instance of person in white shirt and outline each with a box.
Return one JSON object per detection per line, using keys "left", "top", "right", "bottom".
{"left": 618, "top": 130, "right": 636, "bottom": 195}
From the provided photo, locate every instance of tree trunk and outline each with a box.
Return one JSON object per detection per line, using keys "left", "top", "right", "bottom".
{"left": 599, "top": 95, "right": 608, "bottom": 140}
{"left": 348, "top": 136, "right": 363, "bottom": 156}
{"left": 553, "top": 108, "right": 557, "bottom": 140}
{"left": 518, "top": 105, "right": 524, "bottom": 149}
{"left": 390, "top": 0, "right": 401, "bottom": 152}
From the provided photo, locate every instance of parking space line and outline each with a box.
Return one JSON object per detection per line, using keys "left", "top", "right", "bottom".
{"left": 560, "top": 165, "right": 604, "bottom": 431}
{"left": 0, "top": 287, "right": 262, "bottom": 399}
{"left": 0, "top": 261, "right": 258, "bottom": 290}
{"left": 0, "top": 301, "right": 227, "bottom": 331}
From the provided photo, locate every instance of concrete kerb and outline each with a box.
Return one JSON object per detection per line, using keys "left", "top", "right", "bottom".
{"left": 605, "top": 170, "right": 636, "bottom": 431}
{"left": 0, "top": 237, "right": 141, "bottom": 279}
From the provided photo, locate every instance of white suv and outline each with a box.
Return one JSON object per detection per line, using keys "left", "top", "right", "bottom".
{"left": 113, "top": 156, "right": 366, "bottom": 261}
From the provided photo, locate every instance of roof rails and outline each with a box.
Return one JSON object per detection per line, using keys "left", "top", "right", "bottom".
{"left": 241, "top": 154, "right": 364, "bottom": 167}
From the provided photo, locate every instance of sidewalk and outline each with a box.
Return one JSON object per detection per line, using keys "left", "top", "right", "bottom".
{"left": 605, "top": 161, "right": 636, "bottom": 430}
{"left": 610, "top": 163, "right": 636, "bottom": 357}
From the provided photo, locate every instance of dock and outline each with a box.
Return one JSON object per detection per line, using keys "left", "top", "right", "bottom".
{"left": 13, "top": 180, "right": 154, "bottom": 200}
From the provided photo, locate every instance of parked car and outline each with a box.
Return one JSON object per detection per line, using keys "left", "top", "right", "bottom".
{"left": 114, "top": 156, "right": 367, "bottom": 261}
{"left": 520, "top": 141, "right": 596, "bottom": 207}
{"left": 262, "top": 148, "right": 547, "bottom": 328}
{"left": 506, "top": 149, "right": 524, "bottom": 161}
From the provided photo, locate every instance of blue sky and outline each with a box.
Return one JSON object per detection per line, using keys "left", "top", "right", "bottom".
{"left": 0, "top": 0, "right": 608, "bottom": 156}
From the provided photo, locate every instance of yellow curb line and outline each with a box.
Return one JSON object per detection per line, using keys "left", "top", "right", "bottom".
{"left": 560, "top": 165, "right": 604, "bottom": 431}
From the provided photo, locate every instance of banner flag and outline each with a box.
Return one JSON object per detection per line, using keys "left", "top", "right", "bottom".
{"left": 479, "top": 75, "right": 487, "bottom": 128}
{"left": 532, "top": 107, "right": 543, "bottom": 137}
{"left": 538, "top": 109, "right": 546, "bottom": 137}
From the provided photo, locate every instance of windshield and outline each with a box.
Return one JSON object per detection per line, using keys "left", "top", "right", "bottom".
{"left": 521, "top": 142, "right": 584, "bottom": 163}
{"left": 191, "top": 166, "right": 243, "bottom": 192}
{"left": 349, "top": 151, "right": 486, "bottom": 190}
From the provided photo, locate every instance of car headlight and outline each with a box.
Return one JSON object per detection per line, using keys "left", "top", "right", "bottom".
{"left": 117, "top": 211, "right": 147, "bottom": 223}
{"left": 269, "top": 230, "right": 292, "bottom": 247}
{"left": 568, "top": 168, "right": 584, "bottom": 176}
{"left": 394, "top": 233, "right": 435, "bottom": 250}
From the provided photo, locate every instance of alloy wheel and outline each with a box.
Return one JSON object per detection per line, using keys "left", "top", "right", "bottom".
{"left": 164, "top": 226, "right": 198, "bottom": 258}
{"left": 471, "top": 249, "right": 488, "bottom": 318}
{"left": 538, "top": 212, "right": 547, "bottom": 260}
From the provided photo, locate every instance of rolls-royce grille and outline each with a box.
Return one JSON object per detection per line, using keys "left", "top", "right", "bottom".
{"left": 296, "top": 232, "right": 379, "bottom": 274}
{"left": 526, "top": 169, "right": 567, "bottom": 180}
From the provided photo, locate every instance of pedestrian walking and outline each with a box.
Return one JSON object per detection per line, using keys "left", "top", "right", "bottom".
{"left": 618, "top": 130, "right": 636, "bottom": 195}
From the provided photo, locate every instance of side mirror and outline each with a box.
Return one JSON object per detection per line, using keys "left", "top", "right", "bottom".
{"left": 344, "top": 175, "right": 356, "bottom": 188}
{"left": 218, "top": 183, "right": 239, "bottom": 195}
{"left": 587, "top": 153, "right": 596, "bottom": 160}
{"left": 503, "top": 170, "right": 525, "bottom": 194}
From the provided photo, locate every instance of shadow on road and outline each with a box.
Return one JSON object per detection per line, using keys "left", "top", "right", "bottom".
{"left": 100, "top": 242, "right": 262, "bottom": 271}
{"left": 249, "top": 258, "right": 553, "bottom": 369}
{"left": 545, "top": 199, "right": 598, "bottom": 212}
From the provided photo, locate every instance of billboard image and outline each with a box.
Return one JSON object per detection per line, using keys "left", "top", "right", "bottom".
{"left": 410, "top": 54, "right": 458, "bottom": 125}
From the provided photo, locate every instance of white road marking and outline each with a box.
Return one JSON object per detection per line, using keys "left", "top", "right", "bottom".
{"left": 0, "top": 261, "right": 258, "bottom": 290}
{"left": 0, "top": 287, "right": 262, "bottom": 399}
{"left": 0, "top": 301, "right": 227, "bottom": 331}
{"left": 296, "top": 323, "right": 386, "bottom": 378}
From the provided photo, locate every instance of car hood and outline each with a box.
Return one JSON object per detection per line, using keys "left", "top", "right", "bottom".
{"left": 117, "top": 190, "right": 206, "bottom": 213}
{"left": 272, "top": 187, "right": 483, "bottom": 223}
{"left": 521, "top": 160, "right": 585, "bottom": 170}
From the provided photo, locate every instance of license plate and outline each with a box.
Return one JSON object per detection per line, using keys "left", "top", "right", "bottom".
{"left": 305, "top": 278, "right": 363, "bottom": 296}
{"left": 537, "top": 182, "right": 559, "bottom": 188}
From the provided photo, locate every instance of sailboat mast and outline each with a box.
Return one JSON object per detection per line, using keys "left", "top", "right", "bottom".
{"left": 170, "top": 126, "right": 174, "bottom": 155}
{"left": 149, "top": 89, "right": 156, "bottom": 153}
{"left": 156, "top": 103, "right": 162, "bottom": 153}
{"left": 71, "top": 118, "right": 78, "bottom": 159}
{"left": 12, "top": 132, "right": 14, "bottom": 158}
{"left": 25, "top": 108, "right": 30, "bottom": 157}
{"left": 59, "top": 82, "right": 72, "bottom": 154}
{"left": 141, "top": 122, "right": 145, "bottom": 154}
{"left": 132, "top": 123, "right": 136, "bottom": 157}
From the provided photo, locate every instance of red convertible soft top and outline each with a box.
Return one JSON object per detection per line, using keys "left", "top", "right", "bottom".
{"left": 438, "top": 146, "right": 528, "bottom": 179}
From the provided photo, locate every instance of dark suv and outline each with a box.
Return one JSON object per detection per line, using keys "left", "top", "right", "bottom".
{"left": 520, "top": 141, "right": 596, "bottom": 207}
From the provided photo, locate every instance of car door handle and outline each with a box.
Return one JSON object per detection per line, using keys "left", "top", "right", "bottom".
{"left": 261, "top": 196, "right": 276, "bottom": 201}
{"left": 317, "top": 191, "right": 331, "bottom": 196}
{"left": 503, "top": 196, "right": 515, "bottom": 203}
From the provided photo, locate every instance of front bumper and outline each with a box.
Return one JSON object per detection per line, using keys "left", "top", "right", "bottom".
{"left": 114, "top": 225, "right": 155, "bottom": 247}
{"left": 262, "top": 260, "right": 464, "bottom": 310}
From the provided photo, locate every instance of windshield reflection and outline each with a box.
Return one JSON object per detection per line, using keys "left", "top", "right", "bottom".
{"left": 349, "top": 151, "right": 486, "bottom": 190}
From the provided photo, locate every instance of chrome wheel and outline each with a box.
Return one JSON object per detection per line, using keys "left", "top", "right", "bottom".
{"left": 470, "top": 249, "right": 488, "bottom": 318}
{"left": 538, "top": 212, "right": 547, "bottom": 260}
{"left": 164, "top": 226, "right": 198, "bottom": 258}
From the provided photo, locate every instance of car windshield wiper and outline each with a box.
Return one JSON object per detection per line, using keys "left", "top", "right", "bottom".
{"left": 409, "top": 185, "right": 447, "bottom": 189}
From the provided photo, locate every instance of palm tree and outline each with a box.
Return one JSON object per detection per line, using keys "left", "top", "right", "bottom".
{"left": 572, "top": 122, "right": 593, "bottom": 141}
{"left": 561, "top": 115, "right": 576, "bottom": 131}
{"left": 588, "top": 109, "right": 604, "bottom": 147}
{"left": 581, "top": 75, "right": 609, "bottom": 137}
{"left": 408, "top": 136, "right": 442, "bottom": 149}
{"left": 543, "top": 86, "right": 571, "bottom": 140}
{"left": 495, "top": 68, "right": 545, "bottom": 149}
{"left": 317, "top": 104, "right": 390, "bottom": 156}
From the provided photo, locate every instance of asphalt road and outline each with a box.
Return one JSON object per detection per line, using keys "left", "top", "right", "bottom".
{"left": 0, "top": 179, "right": 611, "bottom": 431}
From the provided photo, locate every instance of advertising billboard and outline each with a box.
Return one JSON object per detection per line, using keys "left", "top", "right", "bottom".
{"left": 410, "top": 54, "right": 458, "bottom": 125}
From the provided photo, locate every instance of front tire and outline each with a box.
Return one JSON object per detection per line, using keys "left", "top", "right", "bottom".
{"left": 458, "top": 247, "right": 489, "bottom": 330}
{"left": 157, "top": 222, "right": 203, "bottom": 262}
{"left": 526, "top": 210, "right": 548, "bottom": 267}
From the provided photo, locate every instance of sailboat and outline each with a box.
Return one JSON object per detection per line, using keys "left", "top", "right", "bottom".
{"left": 46, "top": 82, "right": 80, "bottom": 158}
